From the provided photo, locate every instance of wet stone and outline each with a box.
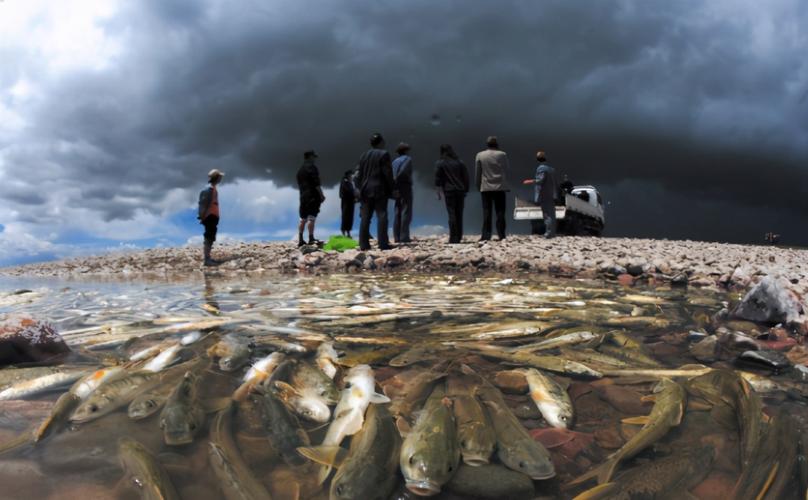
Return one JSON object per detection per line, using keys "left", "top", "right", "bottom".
{"left": 0, "top": 316, "right": 70, "bottom": 366}
{"left": 493, "top": 370, "right": 528, "bottom": 393}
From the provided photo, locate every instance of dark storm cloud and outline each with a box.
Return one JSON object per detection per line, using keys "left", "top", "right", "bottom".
{"left": 5, "top": 0, "right": 808, "bottom": 243}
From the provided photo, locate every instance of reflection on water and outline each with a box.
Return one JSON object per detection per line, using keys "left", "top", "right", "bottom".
{"left": 0, "top": 273, "right": 806, "bottom": 499}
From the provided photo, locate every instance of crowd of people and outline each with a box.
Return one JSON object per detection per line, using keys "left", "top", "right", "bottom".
{"left": 197, "top": 133, "right": 560, "bottom": 266}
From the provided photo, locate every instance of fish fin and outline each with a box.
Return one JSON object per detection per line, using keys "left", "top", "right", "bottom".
{"left": 296, "top": 445, "right": 348, "bottom": 467}
{"left": 621, "top": 416, "right": 651, "bottom": 425}
{"left": 754, "top": 461, "right": 779, "bottom": 500}
{"left": 201, "top": 397, "right": 233, "bottom": 414}
{"left": 640, "top": 395, "right": 656, "bottom": 403}
{"left": 395, "top": 417, "right": 412, "bottom": 437}
{"left": 0, "top": 428, "right": 33, "bottom": 456}
{"left": 370, "top": 392, "right": 391, "bottom": 404}
{"left": 572, "top": 482, "right": 617, "bottom": 500}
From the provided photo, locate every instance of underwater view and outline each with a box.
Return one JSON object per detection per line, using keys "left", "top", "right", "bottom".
{"left": 0, "top": 273, "right": 805, "bottom": 499}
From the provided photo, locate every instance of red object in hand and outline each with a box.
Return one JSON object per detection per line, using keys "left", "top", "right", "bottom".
{"left": 522, "top": 179, "right": 534, "bottom": 185}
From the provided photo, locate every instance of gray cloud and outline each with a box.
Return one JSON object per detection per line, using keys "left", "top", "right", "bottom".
{"left": 2, "top": 0, "right": 807, "bottom": 248}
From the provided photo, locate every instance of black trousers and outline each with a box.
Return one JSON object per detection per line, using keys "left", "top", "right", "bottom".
{"left": 359, "top": 197, "right": 390, "bottom": 250}
{"left": 393, "top": 191, "right": 413, "bottom": 242}
{"left": 444, "top": 192, "right": 465, "bottom": 243}
{"left": 202, "top": 215, "right": 219, "bottom": 244}
{"left": 480, "top": 191, "right": 506, "bottom": 240}
{"left": 341, "top": 201, "right": 354, "bottom": 233}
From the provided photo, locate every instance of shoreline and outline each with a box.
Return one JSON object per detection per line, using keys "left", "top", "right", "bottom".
{"left": 2, "top": 236, "right": 807, "bottom": 294}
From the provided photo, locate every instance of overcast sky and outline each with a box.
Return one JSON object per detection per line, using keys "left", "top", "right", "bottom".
{"left": 1, "top": 0, "right": 806, "bottom": 266}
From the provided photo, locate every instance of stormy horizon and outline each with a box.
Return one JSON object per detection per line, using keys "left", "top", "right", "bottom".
{"left": 1, "top": 0, "right": 807, "bottom": 267}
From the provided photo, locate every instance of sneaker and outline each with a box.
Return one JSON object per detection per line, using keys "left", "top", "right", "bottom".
{"left": 308, "top": 237, "right": 324, "bottom": 246}
{"left": 204, "top": 258, "right": 218, "bottom": 267}
{"left": 297, "top": 237, "right": 306, "bottom": 247}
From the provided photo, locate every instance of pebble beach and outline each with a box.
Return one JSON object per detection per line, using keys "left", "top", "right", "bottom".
{"left": 2, "top": 236, "right": 807, "bottom": 294}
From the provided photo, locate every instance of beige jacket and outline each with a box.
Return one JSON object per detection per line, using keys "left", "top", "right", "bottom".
{"left": 475, "top": 149, "right": 509, "bottom": 192}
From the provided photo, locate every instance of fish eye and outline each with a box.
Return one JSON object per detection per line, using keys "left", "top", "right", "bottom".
{"left": 89, "top": 405, "right": 98, "bottom": 413}
{"left": 190, "top": 423, "right": 197, "bottom": 430}
{"left": 518, "top": 461, "right": 526, "bottom": 469}
{"left": 335, "top": 485, "right": 344, "bottom": 496}
{"left": 408, "top": 455, "right": 414, "bottom": 465}
{"left": 460, "top": 440, "right": 467, "bottom": 448}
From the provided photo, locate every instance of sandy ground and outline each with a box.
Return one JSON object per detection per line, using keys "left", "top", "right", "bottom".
{"left": 2, "top": 236, "right": 807, "bottom": 294}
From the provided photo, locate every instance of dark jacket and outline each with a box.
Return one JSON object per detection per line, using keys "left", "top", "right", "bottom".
{"left": 534, "top": 163, "right": 557, "bottom": 206}
{"left": 355, "top": 148, "right": 394, "bottom": 199}
{"left": 339, "top": 176, "right": 356, "bottom": 204}
{"left": 435, "top": 158, "right": 470, "bottom": 193}
{"left": 392, "top": 155, "right": 413, "bottom": 192}
{"left": 198, "top": 186, "right": 214, "bottom": 220}
{"left": 297, "top": 160, "right": 322, "bottom": 202}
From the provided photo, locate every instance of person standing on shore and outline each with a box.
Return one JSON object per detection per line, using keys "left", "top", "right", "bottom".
{"left": 475, "top": 136, "right": 509, "bottom": 241}
{"left": 522, "top": 151, "right": 557, "bottom": 238}
{"left": 198, "top": 169, "right": 224, "bottom": 267}
{"left": 339, "top": 169, "right": 357, "bottom": 238}
{"left": 355, "top": 132, "right": 394, "bottom": 251}
{"left": 435, "top": 144, "right": 470, "bottom": 244}
{"left": 296, "top": 150, "right": 326, "bottom": 247}
{"left": 392, "top": 142, "right": 414, "bottom": 243}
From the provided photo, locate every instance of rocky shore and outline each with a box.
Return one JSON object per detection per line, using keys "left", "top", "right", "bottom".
{"left": 2, "top": 236, "right": 807, "bottom": 293}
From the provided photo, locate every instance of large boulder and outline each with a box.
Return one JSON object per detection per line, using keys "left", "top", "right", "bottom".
{"left": 0, "top": 316, "right": 70, "bottom": 366}
{"left": 732, "top": 276, "right": 805, "bottom": 325}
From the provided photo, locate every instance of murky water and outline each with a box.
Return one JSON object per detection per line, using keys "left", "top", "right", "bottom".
{"left": 0, "top": 273, "right": 805, "bottom": 499}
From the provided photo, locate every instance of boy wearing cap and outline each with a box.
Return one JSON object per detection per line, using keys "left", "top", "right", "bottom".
{"left": 297, "top": 150, "right": 326, "bottom": 247}
{"left": 198, "top": 169, "right": 224, "bottom": 266}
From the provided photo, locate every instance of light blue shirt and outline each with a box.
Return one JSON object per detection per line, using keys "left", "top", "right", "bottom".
{"left": 392, "top": 155, "right": 413, "bottom": 188}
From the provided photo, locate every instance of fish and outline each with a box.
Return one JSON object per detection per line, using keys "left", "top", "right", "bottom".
{"left": 316, "top": 342, "right": 339, "bottom": 379}
{"left": 472, "top": 369, "right": 555, "bottom": 481}
{"left": 142, "top": 343, "right": 182, "bottom": 372}
{"left": 128, "top": 389, "right": 171, "bottom": 421}
{"left": 130, "top": 343, "right": 164, "bottom": 362}
{"left": 602, "top": 316, "right": 671, "bottom": 329}
{"left": 446, "top": 464, "right": 535, "bottom": 499}
{"left": 387, "top": 368, "right": 448, "bottom": 425}
{"left": 274, "top": 380, "right": 332, "bottom": 423}
{"left": 400, "top": 384, "right": 461, "bottom": 496}
{"left": 317, "top": 364, "right": 390, "bottom": 483}
{"left": 35, "top": 367, "right": 124, "bottom": 441}
{"left": 603, "top": 331, "right": 660, "bottom": 367}
{"left": 299, "top": 404, "right": 401, "bottom": 500}
{"left": 469, "top": 345, "right": 602, "bottom": 378}
{"left": 252, "top": 388, "right": 310, "bottom": 466}
{"left": 0, "top": 368, "right": 89, "bottom": 400}
{"left": 71, "top": 370, "right": 165, "bottom": 423}
{"left": 337, "top": 346, "right": 402, "bottom": 367}
{"left": 389, "top": 346, "right": 440, "bottom": 367}
{"left": 446, "top": 375, "right": 496, "bottom": 466}
{"left": 259, "top": 338, "right": 307, "bottom": 353}
{"left": 208, "top": 401, "right": 272, "bottom": 500}
{"left": 573, "top": 446, "right": 714, "bottom": 500}
{"left": 118, "top": 437, "right": 180, "bottom": 500}
{"left": 207, "top": 334, "right": 252, "bottom": 372}
{"left": 734, "top": 413, "right": 798, "bottom": 500}
{"left": 601, "top": 364, "right": 712, "bottom": 378}
{"left": 0, "top": 366, "right": 79, "bottom": 389}
{"left": 518, "top": 368, "right": 573, "bottom": 429}
{"left": 620, "top": 294, "right": 669, "bottom": 305}
{"left": 180, "top": 331, "right": 203, "bottom": 345}
{"left": 686, "top": 369, "right": 764, "bottom": 482}
{"left": 570, "top": 378, "right": 686, "bottom": 485}
{"left": 515, "top": 331, "right": 599, "bottom": 352}
{"left": 559, "top": 348, "right": 631, "bottom": 369}
{"left": 232, "top": 352, "right": 286, "bottom": 402}
{"left": 34, "top": 392, "right": 80, "bottom": 443}
{"left": 289, "top": 360, "right": 339, "bottom": 405}
{"left": 159, "top": 371, "right": 204, "bottom": 446}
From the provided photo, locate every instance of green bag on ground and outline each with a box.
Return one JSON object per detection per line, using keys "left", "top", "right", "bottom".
{"left": 323, "top": 235, "right": 358, "bottom": 252}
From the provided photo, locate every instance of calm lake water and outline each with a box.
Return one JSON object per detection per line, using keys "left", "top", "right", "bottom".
{"left": 0, "top": 273, "right": 804, "bottom": 499}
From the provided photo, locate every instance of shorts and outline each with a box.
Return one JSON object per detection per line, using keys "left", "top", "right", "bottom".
{"left": 299, "top": 200, "right": 321, "bottom": 220}
{"left": 202, "top": 215, "right": 219, "bottom": 243}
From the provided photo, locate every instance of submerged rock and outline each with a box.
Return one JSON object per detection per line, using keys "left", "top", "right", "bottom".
{"left": 0, "top": 316, "right": 70, "bottom": 366}
{"left": 690, "top": 335, "right": 718, "bottom": 363}
{"left": 732, "top": 276, "right": 805, "bottom": 324}
{"left": 735, "top": 350, "right": 791, "bottom": 372}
